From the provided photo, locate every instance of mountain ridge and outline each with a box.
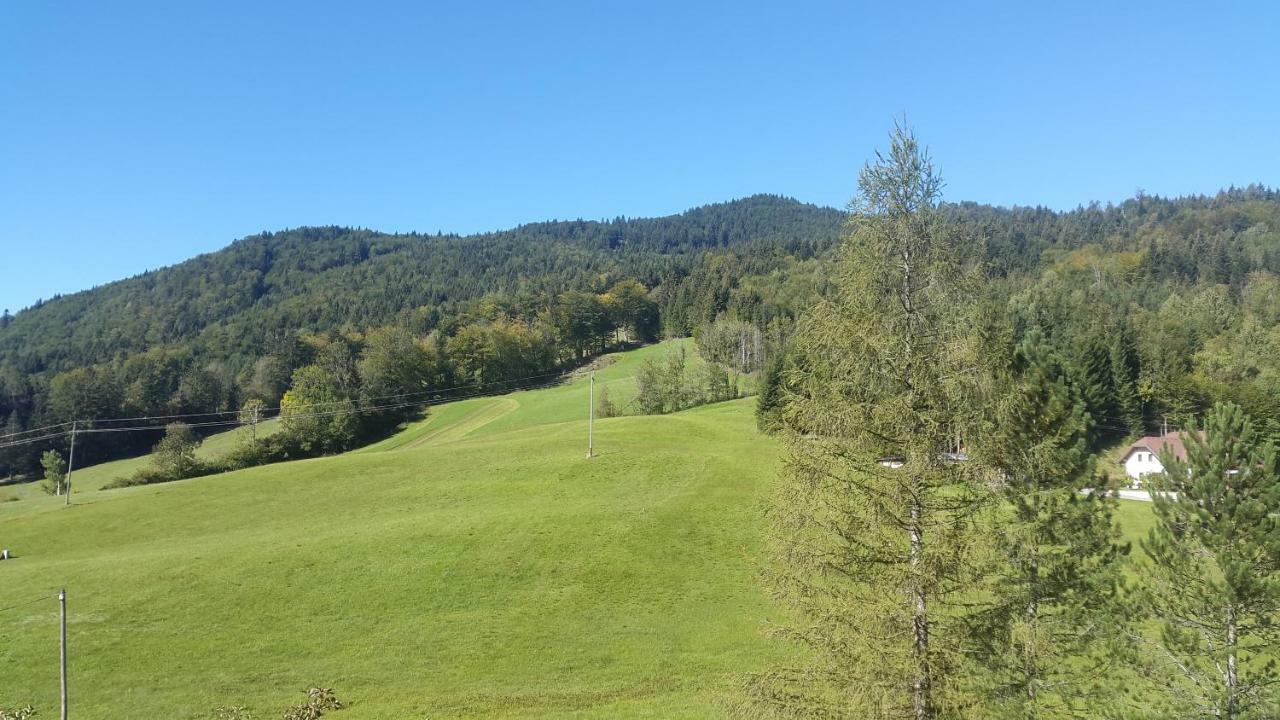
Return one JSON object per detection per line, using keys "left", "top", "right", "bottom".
{"left": 0, "top": 194, "right": 844, "bottom": 375}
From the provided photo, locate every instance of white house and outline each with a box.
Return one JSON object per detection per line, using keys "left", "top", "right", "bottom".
{"left": 1120, "top": 431, "right": 1194, "bottom": 487}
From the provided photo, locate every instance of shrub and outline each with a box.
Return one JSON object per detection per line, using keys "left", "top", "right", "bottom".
{"left": 103, "top": 465, "right": 177, "bottom": 490}
{"left": 40, "top": 450, "right": 65, "bottom": 495}
{"left": 0, "top": 705, "right": 37, "bottom": 720}
{"left": 595, "top": 385, "right": 617, "bottom": 418}
{"left": 281, "top": 687, "right": 343, "bottom": 720}
{"left": 152, "top": 422, "right": 203, "bottom": 479}
{"left": 635, "top": 346, "right": 740, "bottom": 415}
{"left": 221, "top": 433, "right": 289, "bottom": 470}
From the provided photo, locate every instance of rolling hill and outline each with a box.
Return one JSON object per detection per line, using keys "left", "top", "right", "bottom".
{"left": 0, "top": 341, "right": 1157, "bottom": 718}
{"left": 0, "top": 195, "right": 845, "bottom": 377}
{"left": 0, "top": 341, "right": 783, "bottom": 718}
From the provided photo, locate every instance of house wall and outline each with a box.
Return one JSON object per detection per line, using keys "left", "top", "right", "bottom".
{"left": 1124, "top": 450, "right": 1165, "bottom": 485}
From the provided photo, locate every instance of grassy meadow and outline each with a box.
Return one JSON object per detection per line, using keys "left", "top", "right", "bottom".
{"left": 0, "top": 340, "right": 1155, "bottom": 718}
{"left": 0, "top": 341, "right": 792, "bottom": 718}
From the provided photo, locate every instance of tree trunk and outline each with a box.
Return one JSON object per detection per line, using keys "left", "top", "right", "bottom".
{"left": 910, "top": 493, "right": 933, "bottom": 720}
{"left": 1026, "top": 565, "right": 1039, "bottom": 712}
{"left": 1025, "top": 480, "right": 1040, "bottom": 712}
{"left": 1226, "top": 605, "right": 1238, "bottom": 719}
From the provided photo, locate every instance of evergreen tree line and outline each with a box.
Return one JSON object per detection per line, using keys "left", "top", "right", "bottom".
{"left": 739, "top": 126, "right": 1280, "bottom": 720}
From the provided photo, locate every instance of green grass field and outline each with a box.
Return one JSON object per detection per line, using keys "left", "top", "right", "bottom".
{"left": 0, "top": 341, "right": 791, "bottom": 719}
{"left": 0, "top": 340, "right": 1155, "bottom": 718}
{"left": 1, "top": 418, "right": 282, "bottom": 503}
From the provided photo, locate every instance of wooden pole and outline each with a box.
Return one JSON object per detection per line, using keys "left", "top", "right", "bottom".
{"left": 59, "top": 588, "right": 68, "bottom": 720}
{"left": 64, "top": 421, "right": 77, "bottom": 506}
{"left": 587, "top": 373, "right": 594, "bottom": 459}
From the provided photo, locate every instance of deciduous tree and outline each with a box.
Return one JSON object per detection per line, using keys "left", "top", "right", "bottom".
{"left": 742, "top": 124, "right": 985, "bottom": 719}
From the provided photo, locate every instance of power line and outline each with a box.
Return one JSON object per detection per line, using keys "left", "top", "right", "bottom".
{"left": 0, "top": 431, "right": 76, "bottom": 451}
{"left": 0, "top": 373, "right": 585, "bottom": 451}
{"left": 0, "top": 370, "right": 572, "bottom": 442}
{"left": 0, "top": 421, "right": 75, "bottom": 441}
{"left": 83, "top": 370, "right": 567, "bottom": 425}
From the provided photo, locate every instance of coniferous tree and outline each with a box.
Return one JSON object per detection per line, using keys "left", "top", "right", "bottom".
{"left": 755, "top": 355, "right": 785, "bottom": 432}
{"left": 741, "top": 125, "right": 985, "bottom": 719}
{"left": 1137, "top": 402, "right": 1280, "bottom": 718}
{"left": 1072, "top": 334, "right": 1118, "bottom": 448}
{"left": 1109, "top": 320, "right": 1144, "bottom": 436}
{"left": 969, "top": 331, "right": 1130, "bottom": 717}
{"left": 1, "top": 409, "right": 21, "bottom": 479}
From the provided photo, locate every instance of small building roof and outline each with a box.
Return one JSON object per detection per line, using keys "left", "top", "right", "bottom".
{"left": 1121, "top": 431, "right": 1201, "bottom": 463}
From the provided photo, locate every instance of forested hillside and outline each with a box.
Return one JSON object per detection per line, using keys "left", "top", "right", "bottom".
{"left": 5, "top": 186, "right": 1280, "bottom": 479}
{"left": 969, "top": 186, "right": 1280, "bottom": 444}
{"left": 0, "top": 194, "right": 843, "bottom": 373}
{"left": 0, "top": 195, "right": 843, "bottom": 472}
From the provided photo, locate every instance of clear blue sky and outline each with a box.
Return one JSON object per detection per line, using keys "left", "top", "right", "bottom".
{"left": 2, "top": 1, "right": 1277, "bottom": 314}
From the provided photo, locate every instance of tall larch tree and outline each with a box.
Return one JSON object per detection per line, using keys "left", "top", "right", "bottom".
{"left": 740, "top": 124, "right": 986, "bottom": 719}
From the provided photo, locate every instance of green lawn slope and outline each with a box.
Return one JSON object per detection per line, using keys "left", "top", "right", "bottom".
{"left": 0, "top": 340, "right": 1156, "bottom": 718}
{"left": 2, "top": 419, "right": 282, "bottom": 503}
{"left": 0, "top": 342, "right": 788, "bottom": 719}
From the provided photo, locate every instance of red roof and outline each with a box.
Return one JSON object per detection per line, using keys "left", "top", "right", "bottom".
{"left": 1121, "top": 431, "right": 1202, "bottom": 463}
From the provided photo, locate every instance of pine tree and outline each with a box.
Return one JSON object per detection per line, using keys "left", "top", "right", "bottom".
{"left": 968, "top": 330, "right": 1130, "bottom": 717}
{"left": 740, "top": 124, "right": 986, "bottom": 719}
{"left": 1071, "top": 333, "right": 1118, "bottom": 448}
{"left": 755, "top": 355, "right": 785, "bottom": 432}
{"left": 1, "top": 409, "right": 21, "bottom": 479}
{"left": 1108, "top": 320, "right": 1144, "bottom": 436}
{"left": 1137, "top": 402, "right": 1280, "bottom": 718}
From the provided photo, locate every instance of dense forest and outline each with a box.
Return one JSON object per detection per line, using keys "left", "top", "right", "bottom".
{"left": 0, "top": 195, "right": 844, "bottom": 474}
{"left": 4, "top": 187, "right": 1280, "bottom": 479}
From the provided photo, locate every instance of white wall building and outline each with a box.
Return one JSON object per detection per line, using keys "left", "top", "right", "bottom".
{"left": 1120, "top": 431, "right": 1193, "bottom": 487}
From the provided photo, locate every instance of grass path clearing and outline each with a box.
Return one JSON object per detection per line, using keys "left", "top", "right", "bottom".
{"left": 368, "top": 397, "right": 520, "bottom": 452}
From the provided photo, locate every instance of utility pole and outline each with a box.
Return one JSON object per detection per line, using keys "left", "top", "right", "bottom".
{"left": 59, "top": 588, "right": 68, "bottom": 720}
{"left": 587, "top": 372, "right": 594, "bottom": 459}
{"left": 64, "top": 421, "right": 77, "bottom": 507}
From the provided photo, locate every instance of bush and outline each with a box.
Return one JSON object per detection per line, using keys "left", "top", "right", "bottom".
{"left": 221, "top": 433, "right": 290, "bottom": 470}
{"left": 634, "top": 347, "right": 740, "bottom": 415}
{"left": 101, "top": 465, "right": 163, "bottom": 489}
{"left": 281, "top": 687, "right": 343, "bottom": 720}
{"left": 40, "top": 450, "right": 65, "bottom": 495}
{"left": 596, "top": 385, "right": 617, "bottom": 418}
{"left": 152, "top": 422, "right": 203, "bottom": 479}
